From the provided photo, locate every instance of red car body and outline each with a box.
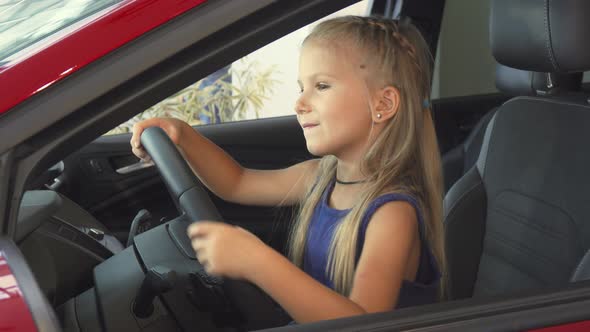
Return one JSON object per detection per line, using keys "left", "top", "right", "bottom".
{"left": 0, "top": 253, "right": 37, "bottom": 332}
{"left": 0, "top": 0, "right": 207, "bottom": 116}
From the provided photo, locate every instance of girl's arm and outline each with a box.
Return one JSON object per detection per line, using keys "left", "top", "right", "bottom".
{"left": 179, "top": 125, "right": 318, "bottom": 206}
{"left": 249, "top": 200, "right": 419, "bottom": 323}
{"left": 132, "top": 118, "right": 318, "bottom": 207}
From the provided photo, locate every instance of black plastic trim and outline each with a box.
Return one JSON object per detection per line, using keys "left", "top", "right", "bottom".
{"left": 0, "top": 151, "right": 14, "bottom": 236}
{"left": 268, "top": 281, "right": 590, "bottom": 331}
{"left": 16, "top": 190, "right": 62, "bottom": 242}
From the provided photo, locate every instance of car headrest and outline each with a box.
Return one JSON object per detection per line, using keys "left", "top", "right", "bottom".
{"left": 490, "top": 0, "right": 590, "bottom": 73}
{"left": 495, "top": 63, "right": 583, "bottom": 96}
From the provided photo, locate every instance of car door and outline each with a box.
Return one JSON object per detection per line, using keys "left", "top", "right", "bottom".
{"left": 59, "top": 117, "right": 310, "bottom": 251}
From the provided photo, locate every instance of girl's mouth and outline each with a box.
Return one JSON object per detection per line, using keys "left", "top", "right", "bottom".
{"left": 302, "top": 123, "right": 318, "bottom": 129}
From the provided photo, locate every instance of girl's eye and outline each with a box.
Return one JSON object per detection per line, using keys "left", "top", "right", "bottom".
{"left": 316, "top": 82, "right": 330, "bottom": 91}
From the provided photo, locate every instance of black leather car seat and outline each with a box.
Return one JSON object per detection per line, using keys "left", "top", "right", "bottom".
{"left": 442, "top": 64, "right": 582, "bottom": 192}
{"left": 444, "top": 0, "right": 590, "bottom": 300}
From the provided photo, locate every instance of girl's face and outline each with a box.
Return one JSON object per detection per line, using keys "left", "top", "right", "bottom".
{"left": 296, "top": 41, "right": 377, "bottom": 160}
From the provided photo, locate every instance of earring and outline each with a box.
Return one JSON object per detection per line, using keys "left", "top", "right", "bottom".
{"left": 377, "top": 113, "right": 382, "bottom": 119}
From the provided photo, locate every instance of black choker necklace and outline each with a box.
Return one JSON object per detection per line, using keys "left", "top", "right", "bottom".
{"left": 335, "top": 178, "right": 367, "bottom": 185}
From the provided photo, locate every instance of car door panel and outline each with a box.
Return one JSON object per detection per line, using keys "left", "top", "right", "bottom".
{"left": 59, "top": 115, "right": 310, "bottom": 251}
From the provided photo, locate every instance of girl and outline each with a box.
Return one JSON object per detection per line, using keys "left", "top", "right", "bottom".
{"left": 131, "top": 16, "right": 445, "bottom": 323}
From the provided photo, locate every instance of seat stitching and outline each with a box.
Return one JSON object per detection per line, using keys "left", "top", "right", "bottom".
{"left": 481, "top": 250, "right": 547, "bottom": 285}
{"left": 544, "top": 0, "right": 559, "bottom": 71}
{"left": 480, "top": 249, "right": 550, "bottom": 286}
{"left": 486, "top": 229, "right": 570, "bottom": 272}
{"left": 492, "top": 190, "right": 582, "bottom": 253}
{"left": 507, "top": 96, "right": 590, "bottom": 109}
{"left": 493, "top": 206, "right": 570, "bottom": 241}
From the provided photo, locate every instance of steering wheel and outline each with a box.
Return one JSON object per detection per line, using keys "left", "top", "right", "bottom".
{"left": 140, "top": 127, "right": 290, "bottom": 330}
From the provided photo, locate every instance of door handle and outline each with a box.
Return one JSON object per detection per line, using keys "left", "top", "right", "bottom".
{"left": 116, "top": 160, "right": 154, "bottom": 175}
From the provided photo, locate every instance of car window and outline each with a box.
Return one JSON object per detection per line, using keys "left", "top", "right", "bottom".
{"left": 431, "top": 0, "right": 497, "bottom": 99}
{"left": 0, "top": 0, "right": 123, "bottom": 65}
{"left": 106, "top": 0, "right": 370, "bottom": 135}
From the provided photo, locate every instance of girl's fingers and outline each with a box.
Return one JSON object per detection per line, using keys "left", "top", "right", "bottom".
{"left": 198, "top": 257, "right": 213, "bottom": 273}
{"left": 130, "top": 136, "right": 141, "bottom": 150}
{"left": 194, "top": 244, "right": 214, "bottom": 273}
{"left": 131, "top": 148, "right": 153, "bottom": 163}
{"left": 131, "top": 118, "right": 159, "bottom": 149}
{"left": 187, "top": 223, "right": 202, "bottom": 238}
{"left": 196, "top": 251, "right": 208, "bottom": 265}
{"left": 187, "top": 222, "right": 218, "bottom": 238}
{"left": 191, "top": 238, "right": 207, "bottom": 252}
{"left": 131, "top": 124, "right": 144, "bottom": 149}
{"left": 202, "top": 261, "right": 215, "bottom": 274}
{"left": 131, "top": 146, "right": 146, "bottom": 159}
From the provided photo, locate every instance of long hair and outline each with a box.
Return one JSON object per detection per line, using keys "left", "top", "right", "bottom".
{"left": 288, "top": 16, "right": 446, "bottom": 298}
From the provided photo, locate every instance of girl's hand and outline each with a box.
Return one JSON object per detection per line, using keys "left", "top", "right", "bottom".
{"left": 187, "top": 222, "right": 269, "bottom": 280}
{"left": 130, "top": 117, "right": 191, "bottom": 162}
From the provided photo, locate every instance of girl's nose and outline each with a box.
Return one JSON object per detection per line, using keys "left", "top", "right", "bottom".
{"left": 294, "top": 95, "right": 311, "bottom": 114}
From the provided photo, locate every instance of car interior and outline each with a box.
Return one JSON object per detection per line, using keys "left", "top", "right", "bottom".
{"left": 445, "top": 0, "right": 590, "bottom": 298}
{"left": 5, "top": 0, "right": 590, "bottom": 331}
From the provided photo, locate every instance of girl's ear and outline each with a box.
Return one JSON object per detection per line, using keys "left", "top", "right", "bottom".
{"left": 373, "top": 86, "right": 400, "bottom": 123}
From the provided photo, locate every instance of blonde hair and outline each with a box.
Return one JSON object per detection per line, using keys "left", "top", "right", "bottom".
{"left": 288, "top": 16, "right": 446, "bottom": 298}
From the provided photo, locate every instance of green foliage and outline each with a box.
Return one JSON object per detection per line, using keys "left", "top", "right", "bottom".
{"left": 107, "top": 59, "right": 279, "bottom": 135}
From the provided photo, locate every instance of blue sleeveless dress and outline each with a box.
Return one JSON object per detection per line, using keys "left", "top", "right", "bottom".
{"left": 303, "top": 179, "right": 441, "bottom": 308}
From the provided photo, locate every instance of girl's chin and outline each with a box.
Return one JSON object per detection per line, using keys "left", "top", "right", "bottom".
{"left": 305, "top": 143, "right": 329, "bottom": 157}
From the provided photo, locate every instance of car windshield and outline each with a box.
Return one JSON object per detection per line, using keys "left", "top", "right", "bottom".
{"left": 0, "top": 0, "right": 122, "bottom": 65}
